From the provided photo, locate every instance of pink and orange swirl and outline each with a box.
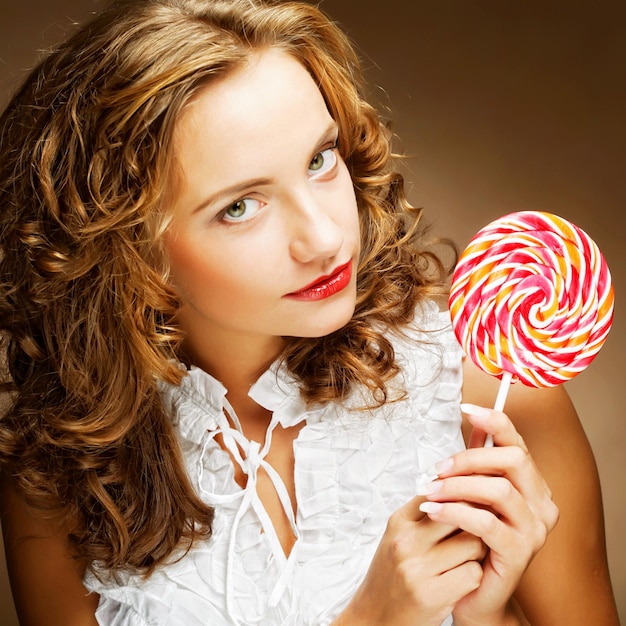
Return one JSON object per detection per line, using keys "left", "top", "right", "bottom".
{"left": 449, "top": 211, "right": 614, "bottom": 387}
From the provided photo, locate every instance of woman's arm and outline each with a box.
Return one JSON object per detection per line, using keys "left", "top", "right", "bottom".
{"left": 461, "top": 358, "right": 620, "bottom": 625}
{"left": 0, "top": 472, "right": 99, "bottom": 626}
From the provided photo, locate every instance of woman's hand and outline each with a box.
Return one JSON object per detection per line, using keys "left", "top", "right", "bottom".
{"left": 419, "top": 404, "right": 559, "bottom": 626}
{"left": 332, "top": 495, "right": 487, "bottom": 626}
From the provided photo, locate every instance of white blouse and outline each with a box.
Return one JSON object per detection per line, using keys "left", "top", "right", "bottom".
{"left": 85, "top": 303, "right": 463, "bottom": 626}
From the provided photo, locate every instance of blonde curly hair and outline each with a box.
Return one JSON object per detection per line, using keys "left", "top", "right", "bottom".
{"left": 0, "top": 0, "right": 452, "bottom": 573}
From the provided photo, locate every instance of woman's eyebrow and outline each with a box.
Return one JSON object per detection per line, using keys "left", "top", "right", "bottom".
{"left": 319, "top": 121, "right": 339, "bottom": 144}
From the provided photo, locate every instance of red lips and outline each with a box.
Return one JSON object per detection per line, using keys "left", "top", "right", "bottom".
{"left": 285, "top": 260, "right": 353, "bottom": 301}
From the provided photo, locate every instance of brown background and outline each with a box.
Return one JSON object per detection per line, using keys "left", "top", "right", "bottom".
{"left": 1, "top": 1, "right": 624, "bottom": 623}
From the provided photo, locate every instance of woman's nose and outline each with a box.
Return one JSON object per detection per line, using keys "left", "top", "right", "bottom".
{"left": 287, "top": 191, "right": 344, "bottom": 264}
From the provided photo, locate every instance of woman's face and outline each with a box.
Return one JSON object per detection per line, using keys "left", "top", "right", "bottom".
{"left": 164, "top": 49, "right": 360, "bottom": 367}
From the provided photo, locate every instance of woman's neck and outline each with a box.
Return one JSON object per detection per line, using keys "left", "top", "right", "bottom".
{"left": 181, "top": 332, "right": 286, "bottom": 423}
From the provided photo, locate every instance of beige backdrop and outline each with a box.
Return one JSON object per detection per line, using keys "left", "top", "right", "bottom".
{"left": 1, "top": 1, "right": 624, "bottom": 624}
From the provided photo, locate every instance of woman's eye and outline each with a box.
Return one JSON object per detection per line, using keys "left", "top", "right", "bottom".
{"left": 308, "top": 147, "right": 338, "bottom": 176}
{"left": 221, "top": 197, "right": 263, "bottom": 223}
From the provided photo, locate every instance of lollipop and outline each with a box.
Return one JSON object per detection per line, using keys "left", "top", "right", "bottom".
{"left": 449, "top": 211, "right": 614, "bottom": 443}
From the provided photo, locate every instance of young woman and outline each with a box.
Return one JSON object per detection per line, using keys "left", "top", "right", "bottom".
{"left": 0, "top": 1, "right": 618, "bottom": 624}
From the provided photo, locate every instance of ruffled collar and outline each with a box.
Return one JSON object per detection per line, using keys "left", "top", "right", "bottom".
{"left": 247, "top": 361, "right": 310, "bottom": 427}
{"left": 161, "top": 359, "right": 319, "bottom": 445}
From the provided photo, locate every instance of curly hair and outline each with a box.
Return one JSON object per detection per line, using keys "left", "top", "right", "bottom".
{"left": 0, "top": 0, "right": 452, "bottom": 574}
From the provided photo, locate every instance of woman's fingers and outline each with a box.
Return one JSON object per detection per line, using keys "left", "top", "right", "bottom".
{"left": 418, "top": 484, "right": 510, "bottom": 556}
{"left": 392, "top": 497, "right": 488, "bottom": 576}
{"left": 349, "top": 497, "right": 489, "bottom": 625}
{"left": 439, "top": 448, "right": 557, "bottom": 537}
{"left": 420, "top": 475, "right": 534, "bottom": 528}
{"left": 413, "top": 558, "right": 484, "bottom": 615}
{"left": 391, "top": 495, "right": 461, "bottom": 544}
{"left": 433, "top": 447, "right": 547, "bottom": 501}
{"left": 431, "top": 530, "right": 487, "bottom": 575}
{"left": 436, "top": 405, "right": 559, "bottom": 532}
{"left": 420, "top": 498, "right": 545, "bottom": 565}
{"left": 417, "top": 404, "right": 559, "bottom": 567}
{"left": 461, "top": 403, "right": 528, "bottom": 450}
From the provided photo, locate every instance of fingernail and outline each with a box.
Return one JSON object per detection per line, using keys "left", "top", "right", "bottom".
{"left": 416, "top": 480, "right": 442, "bottom": 496}
{"left": 460, "top": 403, "right": 491, "bottom": 420}
{"left": 419, "top": 501, "right": 444, "bottom": 515}
{"left": 426, "top": 457, "right": 453, "bottom": 477}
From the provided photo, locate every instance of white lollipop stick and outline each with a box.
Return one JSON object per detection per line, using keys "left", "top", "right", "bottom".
{"left": 484, "top": 371, "right": 513, "bottom": 447}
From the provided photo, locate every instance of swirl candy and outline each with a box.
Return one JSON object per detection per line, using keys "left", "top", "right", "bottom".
{"left": 449, "top": 211, "right": 614, "bottom": 391}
